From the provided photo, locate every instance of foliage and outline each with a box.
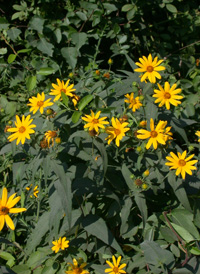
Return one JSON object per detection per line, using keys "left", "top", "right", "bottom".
{"left": 0, "top": 0, "right": 200, "bottom": 274}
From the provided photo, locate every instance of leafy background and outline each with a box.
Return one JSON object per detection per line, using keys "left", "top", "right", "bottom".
{"left": 0, "top": 0, "right": 200, "bottom": 273}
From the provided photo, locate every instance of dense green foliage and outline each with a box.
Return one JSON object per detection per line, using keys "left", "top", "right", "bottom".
{"left": 0, "top": 0, "right": 200, "bottom": 273}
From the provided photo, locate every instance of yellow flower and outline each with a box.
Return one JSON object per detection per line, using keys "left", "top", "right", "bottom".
{"left": 139, "top": 120, "right": 147, "bottom": 127}
{"left": 105, "top": 255, "right": 126, "bottom": 274}
{"left": 44, "top": 130, "right": 58, "bottom": 147}
{"left": 95, "top": 70, "right": 100, "bottom": 76}
{"left": 103, "top": 72, "right": 110, "bottom": 79}
{"left": 153, "top": 82, "right": 183, "bottom": 110}
{"left": 50, "top": 79, "right": 76, "bottom": 102}
{"left": 82, "top": 110, "right": 109, "bottom": 133}
{"left": 137, "top": 118, "right": 168, "bottom": 149}
{"left": 72, "top": 94, "right": 80, "bottom": 109}
{"left": 105, "top": 117, "right": 130, "bottom": 147}
{"left": 0, "top": 187, "right": 26, "bottom": 231}
{"left": 7, "top": 115, "right": 36, "bottom": 145}
{"left": 196, "top": 131, "right": 200, "bottom": 142}
{"left": 163, "top": 126, "right": 173, "bottom": 142}
{"left": 27, "top": 92, "right": 53, "bottom": 114}
{"left": 143, "top": 169, "right": 149, "bottom": 177}
{"left": 108, "top": 58, "right": 113, "bottom": 65}
{"left": 52, "top": 237, "right": 69, "bottom": 253}
{"left": 124, "top": 93, "right": 142, "bottom": 112}
{"left": 134, "top": 54, "right": 165, "bottom": 83}
{"left": 55, "top": 137, "right": 61, "bottom": 144}
{"left": 65, "top": 258, "right": 89, "bottom": 274}
{"left": 26, "top": 184, "right": 39, "bottom": 198}
{"left": 165, "top": 151, "right": 198, "bottom": 179}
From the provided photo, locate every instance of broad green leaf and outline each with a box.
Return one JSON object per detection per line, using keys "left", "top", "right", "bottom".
{"left": 189, "top": 246, "right": 200, "bottom": 255}
{"left": 12, "top": 265, "right": 31, "bottom": 274}
{"left": 61, "top": 92, "right": 69, "bottom": 107}
{"left": 170, "top": 222, "right": 195, "bottom": 243}
{"left": 37, "top": 67, "right": 56, "bottom": 75}
{"left": 121, "top": 164, "right": 134, "bottom": 190}
{"left": 61, "top": 47, "right": 77, "bottom": 68}
{"left": 135, "top": 192, "right": 147, "bottom": 227}
{"left": 54, "top": 28, "right": 62, "bottom": 43}
{"left": 71, "top": 32, "right": 87, "bottom": 51}
{"left": 76, "top": 11, "right": 87, "bottom": 21}
{"left": 122, "top": 4, "right": 134, "bottom": 12}
{"left": 37, "top": 38, "right": 54, "bottom": 56}
{"left": 0, "top": 47, "right": 7, "bottom": 54}
{"left": 26, "top": 75, "right": 37, "bottom": 91}
{"left": 0, "top": 17, "right": 9, "bottom": 30}
{"left": 7, "top": 54, "right": 16, "bottom": 64}
{"left": 72, "top": 111, "right": 82, "bottom": 123}
{"left": 0, "top": 252, "right": 15, "bottom": 262}
{"left": 82, "top": 214, "right": 123, "bottom": 254}
{"left": 17, "top": 48, "right": 32, "bottom": 54}
{"left": 29, "top": 16, "right": 45, "bottom": 34}
{"left": 166, "top": 4, "right": 177, "bottom": 13}
{"left": 78, "top": 95, "right": 93, "bottom": 111}
{"left": 93, "top": 137, "right": 108, "bottom": 175}
{"left": 7, "top": 28, "right": 21, "bottom": 41}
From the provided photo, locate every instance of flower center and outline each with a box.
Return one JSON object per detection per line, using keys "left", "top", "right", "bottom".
{"left": 131, "top": 99, "right": 136, "bottom": 105}
{"left": 113, "top": 267, "right": 119, "bottom": 273}
{"left": 60, "top": 88, "right": 66, "bottom": 93}
{"left": 74, "top": 268, "right": 82, "bottom": 274}
{"left": 0, "top": 206, "right": 9, "bottom": 215}
{"left": 50, "top": 131, "right": 57, "bottom": 138}
{"left": 164, "top": 92, "right": 171, "bottom": 99}
{"left": 37, "top": 101, "right": 44, "bottom": 107}
{"left": 114, "top": 129, "right": 121, "bottom": 135}
{"left": 92, "top": 119, "right": 99, "bottom": 124}
{"left": 19, "top": 126, "right": 26, "bottom": 133}
{"left": 147, "top": 66, "right": 154, "bottom": 72}
{"left": 178, "top": 159, "right": 186, "bottom": 166}
{"left": 150, "top": 130, "right": 158, "bottom": 138}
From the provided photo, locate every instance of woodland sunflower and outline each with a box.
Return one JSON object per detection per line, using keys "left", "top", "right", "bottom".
{"left": 26, "top": 184, "right": 39, "bottom": 198}
{"left": 196, "top": 131, "right": 200, "bottom": 142}
{"left": 153, "top": 82, "right": 183, "bottom": 110}
{"left": 7, "top": 115, "right": 36, "bottom": 145}
{"left": 0, "top": 187, "right": 26, "bottom": 231}
{"left": 50, "top": 79, "right": 76, "bottom": 102}
{"left": 105, "top": 256, "right": 126, "bottom": 274}
{"left": 51, "top": 237, "right": 69, "bottom": 253}
{"left": 105, "top": 117, "right": 130, "bottom": 147}
{"left": 124, "top": 93, "right": 142, "bottom": 112}
{"left": 82, "top": 110, "right": 109, "bottom": 133}
{"left": 44, "top": 130, "right": 58, "bottom": 147}
{"left": 134, "top": 54, "right": 165, "bottom": 83}
{"left": 27, "top": 92, "right": 53, "bottom": 114}
{"left": 65, "top": 258, "right": 89, "bottom": 274}
{"left": 165, "top": 151, "right": 198, "bottom": 179}
{"left": 137, "top": 118, "right": 168, "bottom": 149}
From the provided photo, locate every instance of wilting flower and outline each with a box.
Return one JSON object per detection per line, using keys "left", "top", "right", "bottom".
{"left": 44, "top": 130, "right": 58, "bottom": 147}
{"left": 134, "top": 54, "right": 165, "bottom": 83}
{"left": 26, "top": 184, "right": 39, "bottom": 198}
{"left": 27, "top": 92, "right": 53, "bottom": 114}
{"left": 153, "top": 82, "right": 183, "bottom": 110}
{"left": 196, "top": 131, "right": 200, "bottom": 142}
{"left": 52, "top": 237, "right": 69, "bottom": 253}
{"left": 7, "top": 115, "right": 36, "bottom": 145}
{"left": 105, "top": 255, "right": 126, "bottom": 274}
{"left": 65, "top": 258, "right": 89, "bottom": 274}
{"left": 137, "top": 118, "right": 169, "bottom": 149}
{"left": 103, "top": 72, "right": 110, "bottom": 79}
{"left": 105, "top": 117, "right": 130, "bottom": 147}
{"left": 50, "top": 79, "right": 76, "bottom": 102}
{"left": 82, "top": 110, "right": 109, "bottom": 133}
{"left": 124, "top": 93, "right": 142, "bottom": 112}
{"left": 165, "top": 151, "right": 198, "bottom": 179}
{"left": 0, "top": 187, "right": 26, "bottom": 231}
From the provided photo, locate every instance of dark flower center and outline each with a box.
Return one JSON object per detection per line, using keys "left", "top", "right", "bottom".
{"left": 0, "top": 206, "right": 9, "bottom": 215}
{"left": 92, "top": 119, "right": 99, "bottom": 124}
{"left": 114, "top": 129, "right": 121, "bottom": 135}
{"left": 147, "top": 66, "right": 154, "bottom": 72}
{"left": 113, "top": 267, "right": 119, "bottom": 273}
{"left": 151, "top": 130, "right": 158, "bottom": 138}
{"left": 60, "top": 88, "right": 66, "bottom": 93}
{"left": 37, "top": 101, "right": 44, "bottom": 107}
{"left": 164, "top": 92, "right": 171, "bottom": 99}
{"left": 19, "top": 126, "right": 26, "bottom": 133}
{"left": 179, "top": 159, "right": 186, "bottom": 166}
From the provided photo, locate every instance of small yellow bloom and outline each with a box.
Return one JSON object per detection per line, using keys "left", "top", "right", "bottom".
{"left": 153, "top": 82, "right": 183, "bottom": 110}
{"left": 52, "top": 237, "right": 69, "bottom": 253}
{"left": 72, "top": 94, "right": 80, "bottom": 109}
{"left": 105, "top": 255, "right": 126, "bottom": 274}
{"left": 95, "top": 70, "right": 100, "bottom": 76}
{"left": 55, "top": 137, "right": 61, "bottom": 144}
{"left": 139, "top": 120, "right": 147, "bottom": 127}
{"left": 137, "top": 118, "right": 170, "bottom": 150}
{"left": 143, "top": 170, "right": 149, "bottom": 177}
{"left": 27, "top": 92, "right": 53, "bottom": 114}
{"left": 142, "top": 183, "right": 148, "bottom": 190}
{"left": 105, "top": 117, "right": 130, "bottom": 147}
{"left": 7, "top": 115, "right": 36, "bottom": 145}
{"left": 108, "top": 58, "right": 113, "bottom": 65}
{"left": 65, "top": 258, "right": 89, "bottom": 274}
{"left": 82, "top": 110, "right": 109, "bottom": 133}
{"left": 68, "top": 72, "right": 74, "bottom": 78}
{"left": 134, "top": 54, "right": 165, "bottom": 83}
{"left": 165, "top": 151, "right": 198, "bottom": 180}
{"left": 50, "top": 78, "right": 76, "bottom": 102}
{"left": 0, "top": 187, "right": 26, "bottom": 231}
{"left": 124, "top": 92, "right": 142, "bottom": 112}
{"left": 44, "top": 130, "right": 58, "bottom": 147}
{"left": 196, "top": 131, "right": 200, "bottom": 142}
{"left": 26, "top": 184, "right": 39, "bottom": 198}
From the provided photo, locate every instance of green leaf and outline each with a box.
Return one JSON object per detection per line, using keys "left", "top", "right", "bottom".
{"left": 82, "top": 214, "right": 123, "bottom": 254}
{"left": 121, "top": 164, "right": 134, "bottom": 190}
{"left": 37, "top": 38, "right": 54, "bottom": 56}
{"left": 170, "top": 222, "right": 195, "bottom": 243}
{"left": 37, "top": 67, "right": 56, "bottom": 75}
{"left": 72, "top": 111, "right": 82, "bottom": 123}
{"left": 71, "top": 32, "right": 87, "bottom": 51}
{"left": 12, "top": 265, "right": 31, "bottom": 274}
{"left": 0, "top": 252, "right": 15, "bottom": 262}
{"left": 7, "top": 28, "right": 21, "bottom": 41}
{"left": 103, "top": 3, "right": 118, "bottom": 13}
{"left": 78, "top": 95, "right": 93, "bottom": 111}
{"left": 135, "top": 193, "right": 148, "bottom": 228}
{"left": 0, "top": 48, "right": 7, "bottom": 55}
{"left": 17, "top": 49, "right": 32, "bottom": 54}
{"left": 26, "top": 75, "right": 37, "bottom": 91}
{"left": 166, "top": 4, "right": 177, "bottom": 13}
{"left": 61, "top": 47, "right": 78, "bottom": 69}
{"left": 61, "top": 92, "right": 69, "bottom": 107}
{"left": 122, "top": 4, "right": 134, "bottom": 12}
{"left": 93, "top": 137, "right": 108, "bottom": 175}
{"left": 76, "top": 11, "right": 87, "bottom": 21}
{"left": 54, "top": 28, "right": 62, "bottom": 43}
{"left": 0, "top": 17, "right": 9, "bottom": 30}
{"left": 189, "top": 246, "right": 200, "bottom": 255}
{"left": 29, "top": 16, "right": 45, "bottom": 34}
{"left": 7, "top": 54, "right": 17, "bottom": 64}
